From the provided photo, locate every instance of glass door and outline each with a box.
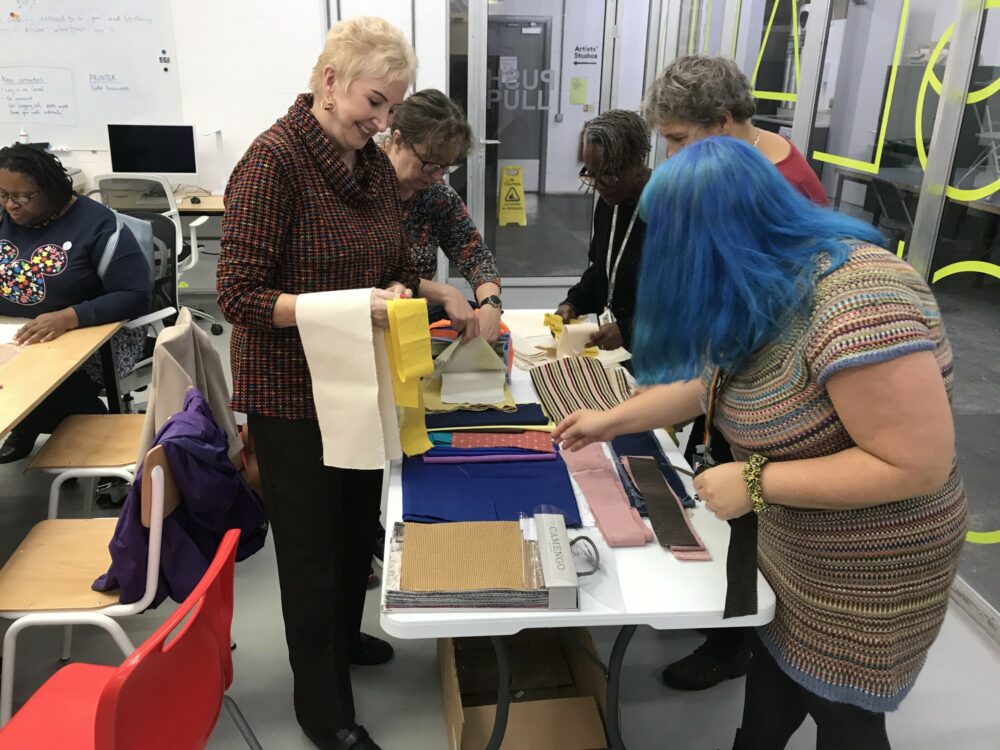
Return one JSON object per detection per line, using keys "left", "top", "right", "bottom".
{"left": 451, "top": 0, "right": 628, "bottom": 281}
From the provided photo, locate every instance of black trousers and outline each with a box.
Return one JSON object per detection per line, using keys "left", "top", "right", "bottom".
{"left": 12, "top": 370, "right": 106, "bottom": 437}
{"left": 736, "top": 632, "right": 891, "bottom": 750}
{"left": 249, "top": 415, "right": 383, "bottom": 732}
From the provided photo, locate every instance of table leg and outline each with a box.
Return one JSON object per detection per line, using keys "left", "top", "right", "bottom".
{"left": 99, "top": 342, "right": 122, "bottom": 414}
{"left": 485, "top": 635, "right": 512, "bottom": 750}
{"left": 606, "top": 624, "right": 638, "bottom": 750}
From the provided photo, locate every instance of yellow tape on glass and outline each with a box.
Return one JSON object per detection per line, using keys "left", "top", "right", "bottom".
{"left": 916, "top": 1, "right": 1000, "bottom": 202}
{"left": 813, "top": 0, "right": 910, "bottom": 173}
{"left": 750, "top": 0, "right": 799, "bottom": 102}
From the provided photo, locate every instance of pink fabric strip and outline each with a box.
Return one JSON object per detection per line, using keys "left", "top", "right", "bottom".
{"left": 561, "top": 443, "right": 653, "bottom": 547}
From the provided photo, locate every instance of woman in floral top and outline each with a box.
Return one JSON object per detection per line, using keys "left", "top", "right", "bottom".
{"left": 382, "top": 89, "right": 503, "bottom": 343}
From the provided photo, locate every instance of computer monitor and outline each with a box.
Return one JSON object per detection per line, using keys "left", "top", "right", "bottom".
{"left": 107, "top": 124, "right": 197, "bottom": 175}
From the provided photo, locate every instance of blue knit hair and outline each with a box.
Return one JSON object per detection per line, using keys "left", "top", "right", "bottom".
{"left": 632, "top": 136, "right": 884, "bottom": 384}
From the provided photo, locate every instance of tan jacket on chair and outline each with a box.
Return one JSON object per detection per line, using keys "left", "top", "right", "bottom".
{"left": 135, "top": 308, "right": 243, "bottom": 466}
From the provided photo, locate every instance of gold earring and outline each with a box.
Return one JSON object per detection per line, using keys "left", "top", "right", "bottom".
{"left": 321, "top": 96, "right": 335, "bottom": 111}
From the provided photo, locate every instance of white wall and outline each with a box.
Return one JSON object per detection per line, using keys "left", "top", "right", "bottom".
{"left": 57, "top": 0, "right": 447, "bottom": 192}
{"left": 615, "top": 0, "right": 651, "bottom": 112}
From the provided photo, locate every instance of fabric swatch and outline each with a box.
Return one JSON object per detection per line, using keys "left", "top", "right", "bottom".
{"left": 423, "top": 374, "right": 517, "bottom": 414}
{"left": 529, "top": 356, "right": 632, "bottom": 423}
{"left": 625, "top": 456, "right": 710, "bottom": 561}
{"left": 611, "top": 431, "right": 695, "bottom": 509}
{"left": 452, "top": 431, "right": 555, "bottom": 453}
{"left": 297, "top": 288, "right": 401, "bottom": 470}
{"left": 425, "top": 403, "right": 550, "bottom": 430}
{"left": 402, "top": 455, "right": 582, "bottom": 527}
{"left": 560, "top": 443, "right": 652, "bottom": 547}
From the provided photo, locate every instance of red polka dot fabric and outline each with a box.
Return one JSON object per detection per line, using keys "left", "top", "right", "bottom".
{"left": 451, "top": 431, "right": 555, "bottom": 453}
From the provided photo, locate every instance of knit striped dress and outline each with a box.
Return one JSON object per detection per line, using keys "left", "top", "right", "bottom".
{"left": 711, "top": 244, "right": 967, "bottom": 712}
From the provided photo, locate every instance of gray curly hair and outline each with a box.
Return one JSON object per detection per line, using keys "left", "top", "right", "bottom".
{"left": 642, "top": 55, "right": 756, "bottom": 128}
{"left": 582, "top": 109, "right": 651, "bottom": 175}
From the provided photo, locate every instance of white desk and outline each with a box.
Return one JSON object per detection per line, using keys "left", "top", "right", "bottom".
{"left": 380, "top": 310, "right": 776, "bottom": 750}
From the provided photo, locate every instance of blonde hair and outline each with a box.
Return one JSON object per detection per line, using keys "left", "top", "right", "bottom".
{"left": 310, "top": 16, "right": 417, "bottom": 95}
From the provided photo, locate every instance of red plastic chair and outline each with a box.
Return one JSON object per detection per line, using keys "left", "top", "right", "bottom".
{"left": 0, "top": 529, "right": 261, "bottom": 750}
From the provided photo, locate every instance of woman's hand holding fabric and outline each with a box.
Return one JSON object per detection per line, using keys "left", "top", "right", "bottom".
{"left": 551, "top": 409, "right": 617, "bottom": 452}
{"left": 692, "top": 462, "right": 752, "bottom": 520}
{"left": 443, "top": 287, "right": 479, "bottom": 342}
{"left": 478, "top": 303, "right": 501, "bottom": 345}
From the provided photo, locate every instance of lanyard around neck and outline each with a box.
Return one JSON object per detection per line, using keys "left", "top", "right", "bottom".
{"left": 605, "top": 204, "right": 639, "bottom": 308}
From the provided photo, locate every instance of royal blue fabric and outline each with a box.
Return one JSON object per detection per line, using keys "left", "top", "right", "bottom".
{"left": 425, "top": 403, "right": 549, "bottom": 430}
{"left": 402, "top": 454, "right": 581, "bottom": 527}
{"left": 611, "top": 431, "right": 695, "bottom": 509}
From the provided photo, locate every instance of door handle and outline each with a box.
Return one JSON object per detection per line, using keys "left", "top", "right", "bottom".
{"left": 480, "top": 139, "right": 502, "bottom": 145}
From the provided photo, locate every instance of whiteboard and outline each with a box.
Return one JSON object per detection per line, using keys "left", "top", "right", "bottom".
{"left": 0, "top": 0, "right": 182, "bottom": 149}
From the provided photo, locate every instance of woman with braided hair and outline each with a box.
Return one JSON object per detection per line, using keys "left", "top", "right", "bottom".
{"left": 555, "top": 109, "right": 652, "bottom": 352}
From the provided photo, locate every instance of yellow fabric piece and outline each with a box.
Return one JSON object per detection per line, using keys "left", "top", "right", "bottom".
{"left": 385, "top": 299, "right": 435, "bottom": 456}
{"left": 423, "top": 376, "right": 518, "bottom": 414}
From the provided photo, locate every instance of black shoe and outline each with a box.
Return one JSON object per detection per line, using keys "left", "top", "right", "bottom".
{"left": 349, "top": 633, "right": 393, "bottom": 666}
{"left": 373, "top": 522, "right": 386, "bottom": 563}
{"left": 0, "top": 432, "right": 38, "bottom": 464}
{"left": 304, "top": 723, "right": 382, "bottom": 750}
{"left": 661, "top": 643, "right": 751, "bottom": 691}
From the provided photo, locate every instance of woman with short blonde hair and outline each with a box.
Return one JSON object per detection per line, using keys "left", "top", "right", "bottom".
{"left": 218, "top": 16, "right": 416, "bottom": 750}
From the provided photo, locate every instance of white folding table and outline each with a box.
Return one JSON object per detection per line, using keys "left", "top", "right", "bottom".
{"left": 380, "top": 310, "right": 775, "bottom": 750}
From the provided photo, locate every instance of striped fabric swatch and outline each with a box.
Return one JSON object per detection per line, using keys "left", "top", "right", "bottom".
{"left": 529, "top": 356, "right": 632, "bottom": 424}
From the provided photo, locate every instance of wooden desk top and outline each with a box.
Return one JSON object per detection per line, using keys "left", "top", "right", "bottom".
{"left": 177, "top": 195, "right": 225, "bottom": 215}
{"left": 0, "top": 318, "right": 122, "bottom": 436}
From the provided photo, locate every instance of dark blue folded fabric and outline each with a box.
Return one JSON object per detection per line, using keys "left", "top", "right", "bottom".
{"left": 425, "top": 403, "right": 550, "bottom": 430}
{"left": 607, "top": 444, "right": 648, "bottom": 517}
{"left": 611, "top": 431, "right": 695, "bottom": 509}
{"left": 402, "top": 455, "right": 581, "bottom": 527}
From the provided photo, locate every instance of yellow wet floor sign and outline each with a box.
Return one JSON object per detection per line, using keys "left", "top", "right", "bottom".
{"left": 498, "top": 166, "right": 527, "bottom": 226}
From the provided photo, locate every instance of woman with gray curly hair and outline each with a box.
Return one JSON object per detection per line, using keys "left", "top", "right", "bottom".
{"left": 644, "top": 55, "right": 826, "bottom": 204}
{"left": 555, "top": 109, "right": 652, "bottom": 352}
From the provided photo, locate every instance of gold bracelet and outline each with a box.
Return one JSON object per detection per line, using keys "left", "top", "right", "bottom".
{"left": 742, "top": 453, "right": 771, "bottom": 514}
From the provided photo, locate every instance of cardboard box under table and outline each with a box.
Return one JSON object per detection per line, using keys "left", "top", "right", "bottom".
{"left": 439, "top": 628, "right": 608, "bottom": 750}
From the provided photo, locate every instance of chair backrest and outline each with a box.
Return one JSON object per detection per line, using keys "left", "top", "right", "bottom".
{"left": 870, "top": 177, "right": 913, "bottom": 227}
{"left": 130, "top": 211, "right": 180, "bottom": 315}
{"left": 94, "top": 174, "right": 179, "bottom": 215}
{"left": 94, "top": 529, "right": 240, "bottom": 750}
{"left": 140, "top": 444, "right": 181, "bottom": 529}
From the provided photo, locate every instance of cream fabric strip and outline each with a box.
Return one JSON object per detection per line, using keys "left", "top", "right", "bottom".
{"left": 297, "top": 289, "right": 401, "bottom": 470}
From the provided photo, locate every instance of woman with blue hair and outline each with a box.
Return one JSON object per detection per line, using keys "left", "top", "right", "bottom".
{"left": 552, "top": 137, "right": 967, "bottom": 749}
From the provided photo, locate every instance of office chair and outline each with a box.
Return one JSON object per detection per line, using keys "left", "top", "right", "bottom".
{"left": 869, "top": 177, "right": 913, "bottom": 251}
{"left": 93, "top": 174, "right": 223, "bottom": 336}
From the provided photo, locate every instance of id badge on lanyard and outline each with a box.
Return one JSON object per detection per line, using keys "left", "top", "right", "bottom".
{"left": 604, "top": 205, "right": 638, "bottom": 325}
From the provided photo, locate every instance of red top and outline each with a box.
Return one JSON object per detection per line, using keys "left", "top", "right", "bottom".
{"left": 218, "top": 94, "right": 418, "bottom": 419}
{"left": 775, "top": 138, "right": 828, "bottom": 206}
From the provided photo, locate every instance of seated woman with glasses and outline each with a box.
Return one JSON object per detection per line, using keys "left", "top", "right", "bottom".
{"left": 554, "top": 110, "right": 652, "bottom": 352}
{"left": 0, "top": 143, "right": 151, "bottom": 463}
{"left": 381, "top": 89, "right": 503, "bottom": 343}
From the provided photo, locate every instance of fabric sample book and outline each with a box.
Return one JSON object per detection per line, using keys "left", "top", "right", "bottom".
{"left": 384, "top": 521, "right": 549, "bottom": 609}
{"left": 529, "top": 356, "right": 632, "bottom": 424}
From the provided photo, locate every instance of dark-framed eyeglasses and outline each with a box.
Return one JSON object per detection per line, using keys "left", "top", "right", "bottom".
{"left": 409, "top": 144, "right": 462, "bottom": 175}
{"left": 0, "top": 190, "right": 39, "bottom": 207}
{"left": 578, "top": 165, "right": 620, "bottom": 189}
